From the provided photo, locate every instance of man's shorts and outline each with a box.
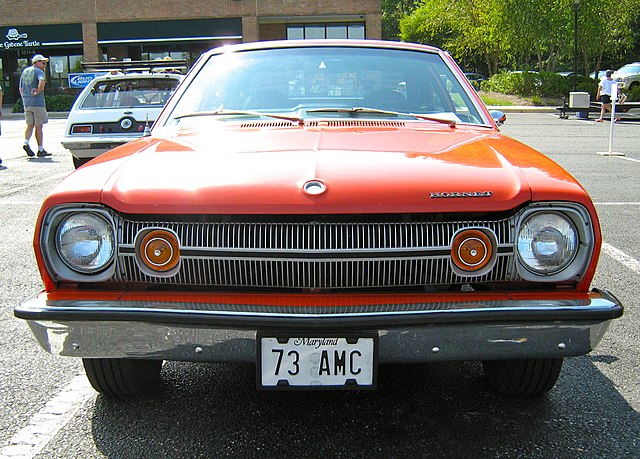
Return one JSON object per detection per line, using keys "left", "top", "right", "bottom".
{"left": 24, "top": 106, "right": 49, "bottom": 125}
{"left": 600, "top": 95, "right": 612, "bottom": 104}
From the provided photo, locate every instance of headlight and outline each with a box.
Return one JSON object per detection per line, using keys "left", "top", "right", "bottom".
{"left": 517, "top": 212, "right": 578, "bottom": 274}
{"left": 56, "top": 212, "right": 115, "bottom": 273}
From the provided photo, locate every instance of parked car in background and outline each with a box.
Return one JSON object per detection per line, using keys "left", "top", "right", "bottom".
{"left": 464, "top": 72, "right": 486, "bottom": 90}
{"left": 556, "top": 71, "right": 584, "bottom": 78}
{"left": 61, "top": 60, "right": 185, "bottom": 168}
{"left": 612, "top": 62, "right": 640, "bottom": 90}
{"left": 16, "top": 40, "right": 622, "bottom": 398}
{"left": 589, "top": 70, "right": 611, "bottom": 80}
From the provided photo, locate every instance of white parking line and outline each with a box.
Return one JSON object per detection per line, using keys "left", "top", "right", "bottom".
{"left": 594, "top": 202, "right": 640, "bottom": 207}
{"left": 0, "top": 375, "right": 94, "bottom": 459}
{"left": 602, "top": 243, "right": 640, "bottom": 274}
{"left": 615, "top": 156, "right": 640, "bottom": 163}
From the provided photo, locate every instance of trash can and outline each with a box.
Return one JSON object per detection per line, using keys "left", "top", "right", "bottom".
{"left": 569, "top": 92, "right": 590, "bottom": 119}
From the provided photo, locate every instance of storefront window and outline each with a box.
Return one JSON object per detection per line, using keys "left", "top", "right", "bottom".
{"left": 48, "top": 55, "right": 83, "bottom": 93}
{"left": 287, "top": 23, "right": 365, "bottom": 40}
{"left": 326, "top": 24, "right": 348, "bottom": 39}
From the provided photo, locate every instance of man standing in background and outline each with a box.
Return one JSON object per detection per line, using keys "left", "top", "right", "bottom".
{"left": 595, "top": 70, "right": 620, "bottom": 123}
{"left": 19, "top": 54, "right": 51, "bottom": 157}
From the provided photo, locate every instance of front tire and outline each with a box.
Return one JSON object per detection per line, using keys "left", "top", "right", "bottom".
{"left": 72, "top": 156, "right": 91, "bottom": 169}
{"left": 482, "top": 358, "right": 563, "bottom": 396}
{"left": 83, "top": 358, "right": 163, "bottom": 397}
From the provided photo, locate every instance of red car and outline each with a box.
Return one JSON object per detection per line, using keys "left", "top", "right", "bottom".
{"left": 15, "top": 40, "right": 622, "bottom": 397}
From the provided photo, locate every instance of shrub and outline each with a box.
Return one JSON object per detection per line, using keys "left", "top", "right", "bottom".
{"left": 481, "top": 71, "right": 541, "bottom": 97}
{"left": 481, "top": 71, "right": 596, "bottom": 99}
{"left": 627, "top": 85, "right": 640, "bottom": 102}
{"left": 12, "top": 94, "right": 78, "bottom": 113}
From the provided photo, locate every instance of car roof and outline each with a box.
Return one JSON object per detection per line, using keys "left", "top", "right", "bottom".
{"left": 88, "top": 73, "right": 183, "bottom": 84}
{"left": 205, "top": 39, "right": 444, "bottom": 57}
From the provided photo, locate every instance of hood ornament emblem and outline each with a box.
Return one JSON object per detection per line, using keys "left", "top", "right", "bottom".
{"left": 430, "top": 191, "right": 493, "bottom": 198}
{"left": 302, "top": 180, "right": 327, "bottom": 196}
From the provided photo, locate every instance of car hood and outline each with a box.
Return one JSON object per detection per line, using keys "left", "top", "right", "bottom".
{"left": 48, "top": 122, "right": 592, "bottom": 214}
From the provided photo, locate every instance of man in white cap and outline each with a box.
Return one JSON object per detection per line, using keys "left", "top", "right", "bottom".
{"left": 19, "top": 54, "right": 51, "bottom": 157}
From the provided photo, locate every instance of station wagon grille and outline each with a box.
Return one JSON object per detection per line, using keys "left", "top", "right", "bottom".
{"left": 112, "top": 216, "right": 520, "bottom": 289}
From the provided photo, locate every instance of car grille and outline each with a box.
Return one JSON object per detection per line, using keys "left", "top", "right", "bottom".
{"left": 112, "top": 215, "right": 520, "bottom": 289}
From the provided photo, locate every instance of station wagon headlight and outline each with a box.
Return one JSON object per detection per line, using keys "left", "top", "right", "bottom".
{"left": 56, "top": 212, "right": 115, "bottom": 273}
{"left": 517, "top": 212, "right": 578, "bottom": 275}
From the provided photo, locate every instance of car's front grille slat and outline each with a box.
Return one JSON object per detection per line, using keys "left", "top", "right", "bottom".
{"left": 113, "top": 217, "right": 519, "bottom": 289}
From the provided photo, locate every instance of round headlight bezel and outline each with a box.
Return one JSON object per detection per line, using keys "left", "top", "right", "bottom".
{"left": 515, "top": 206, "right": 592, "bottom": 281}
{"left": 55, "top": 212, "right": 116, "bottom": 274}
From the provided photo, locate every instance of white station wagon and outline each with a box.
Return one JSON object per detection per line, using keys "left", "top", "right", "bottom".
{"left": 62, "top": 60, "right": 184, "bottom": 168}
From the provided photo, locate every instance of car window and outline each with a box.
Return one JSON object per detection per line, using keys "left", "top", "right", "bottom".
{"left": 617, "top": 64, "right": 640, "bottom": 75}
{"left": 80, "top": 78, "right": 180, "bottom": 109}
{"left": 168, "top": 47, "right": 485, "bottom": 125}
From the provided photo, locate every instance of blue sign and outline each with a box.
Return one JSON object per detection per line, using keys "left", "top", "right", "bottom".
{"left": 68, "top": 73, "right": 98, "bottom": 88}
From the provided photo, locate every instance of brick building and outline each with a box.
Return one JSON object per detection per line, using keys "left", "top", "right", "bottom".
{"left": 0, "top": 0, "right": 381, "bottom": 103}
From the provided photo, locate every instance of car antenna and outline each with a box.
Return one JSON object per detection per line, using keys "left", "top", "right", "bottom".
{"left": 143, "top": 114, "right": 151, "bottom": 136}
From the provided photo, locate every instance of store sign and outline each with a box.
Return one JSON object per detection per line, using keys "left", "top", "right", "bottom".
{"left": 69, "top": 73, "right": 99, "bottom": 88}
{"left": 1, "top": 28, "right": 42, "bottom": 49}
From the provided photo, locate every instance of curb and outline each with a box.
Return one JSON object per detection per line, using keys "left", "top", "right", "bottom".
{"left": 487, "top": 106, "right": 557, "bottom": 113}
{"left": 1, "top": 111, "right": 69, "bottom": 120}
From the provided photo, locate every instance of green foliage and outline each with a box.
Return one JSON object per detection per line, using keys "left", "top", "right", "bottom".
{"left": 382, "top": 0, "right": 422, "bottom": 40}
{"left": 627, "top": 85, "right": 640, "bottom": 102}
{"left": 481, "top": 72, "right": 596, "bottom": 99}
{"left": 12, "top": 94, "right": 78, "bottom": 113}
{"left": 399, "top": 0, "right": 509, "bottom": 75}
{"left": 398, "top": 0, "right": 640, "bottom": 79}
{"left": 481, "top": 72, "right": 541, "bottom": 97}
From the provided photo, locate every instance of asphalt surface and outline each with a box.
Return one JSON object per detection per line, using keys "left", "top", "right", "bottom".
{"left": 0, "top": 113, "right": 638, "bottom": 458}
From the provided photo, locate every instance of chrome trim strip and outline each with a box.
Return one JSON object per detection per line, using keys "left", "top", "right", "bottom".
{"left": 15, "top": 290, "right": 622, "bottom": 328}
{"left": 16, "top": 290, "right": 622, "bottom": 362}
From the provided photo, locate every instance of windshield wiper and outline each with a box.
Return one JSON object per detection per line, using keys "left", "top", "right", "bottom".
{"left": 174, "top": 109, "right": 304, "bottom": 124}
{"left": 306, "top": 107, "right": 457, "bottom": 127}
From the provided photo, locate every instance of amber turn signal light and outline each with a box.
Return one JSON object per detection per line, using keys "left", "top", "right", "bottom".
{"left": 139, "top": 229, "right": 180, "bottom": 272}
{"left": 451, "top": 229, "right": 493, "bottom": 272}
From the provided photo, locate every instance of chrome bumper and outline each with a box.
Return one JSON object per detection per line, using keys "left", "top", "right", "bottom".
{"left": 15, "top": 290, "right": 623, "bottom": 363}
{"left": 61, "top": 137, "right": 134, "bottom": 158}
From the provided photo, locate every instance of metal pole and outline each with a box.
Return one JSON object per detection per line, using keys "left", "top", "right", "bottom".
{"left": 573, "top": 5, "right": 578, "bottom": 92}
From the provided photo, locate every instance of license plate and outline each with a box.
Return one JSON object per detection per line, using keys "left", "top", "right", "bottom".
{"left": 258, "top": 335, "right": 376, "bottom": 389}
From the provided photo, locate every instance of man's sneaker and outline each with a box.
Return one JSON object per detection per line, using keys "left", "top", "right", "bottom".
{"left": 37, "top": 149, "right": 52, "bottom": 157}
{"left": 23, "top": 144, "right": 35, "bottom": 157}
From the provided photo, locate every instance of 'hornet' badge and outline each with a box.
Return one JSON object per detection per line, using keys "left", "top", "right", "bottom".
{"left": 430, "top": 191, "right": 493, "bottom": 198}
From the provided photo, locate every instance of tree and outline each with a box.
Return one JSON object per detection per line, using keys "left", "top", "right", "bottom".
{"left": 399, "top": 0, "right": 510, "bottom": 75}
{"left": 396, "top": 0, "right": 640, "bottom": 78}
{"left": 382, "top": 0, "right": 422, "bottom": 41}
{"left": 502, "top": 0, "right": 570, "bottom": 72}
{"left": 575, "top": 0, "right": 638, "bottom": 76}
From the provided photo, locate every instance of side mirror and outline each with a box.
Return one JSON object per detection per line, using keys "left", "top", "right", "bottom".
{"left": 489, "top": 110, "right": 506, "bottom": 126}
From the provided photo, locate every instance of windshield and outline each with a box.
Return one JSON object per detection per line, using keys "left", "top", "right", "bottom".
{"left": 616, "top": 64, "right": 640, "bottom": 75}
{"left": 166, "top": 46, "right": 486, "bottom": 125}
{"left": 81, "top": 78, "right": 180, "bottom": 109}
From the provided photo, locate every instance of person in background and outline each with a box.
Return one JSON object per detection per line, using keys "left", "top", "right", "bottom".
{"left": 595, "top": 70, "right": 620, "bottom": 123}
{"left": 19, "top": 54, "right": 51, "bottom": 157}
{"left": 108, "top": 57, "right": 123, "bottom": 76}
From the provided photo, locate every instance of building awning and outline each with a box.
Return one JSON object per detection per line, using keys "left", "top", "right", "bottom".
{"left": 97, "top": 18, "right": 242, "bottom": 45}
{"left": 0, "top": 24, "right": 83, "bottom": 49}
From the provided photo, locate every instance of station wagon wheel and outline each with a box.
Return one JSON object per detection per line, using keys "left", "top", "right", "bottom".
{"left": 82, "top": 358, "right": 163, "bottom": 396}
{"left": 482, "top": 358, "right": 563, "bottom": 396}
